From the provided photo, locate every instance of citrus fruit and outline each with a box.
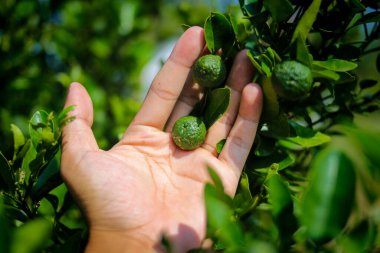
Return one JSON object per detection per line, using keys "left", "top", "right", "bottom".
{"left": 192, "top": 54, "right": 227, "bottom": 88}
{"left": 272, "top": 60, "right": 313, "bottom": 100}
{"left": 172, "top": 116, "right": 206, "bottom": 150}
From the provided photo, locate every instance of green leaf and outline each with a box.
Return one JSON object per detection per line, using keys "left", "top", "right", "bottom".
{"left": 353, "top": 11, "right": 380, "bottom": 26}
{"left": 260, "top": 76, "right": 280, "bottom": 121}
{"left": 239, "top": 0, "right": 263, "bottom": 16}
{"left": 31, "top": 158, "right": 62, "bottom": 201}
{"left": 247, "top": 50, "right": 264, "bottom": 75}
{"left": 312, "top": 59, "right": 358, "bottom": 72}
{"left": 29, "top": 110, "right": 54, "bottom": 149}
{"left": 21, "top": 141, "right": 37, "bottom": 183}
{"left": 263, "top": 0, "right": 293, "bottom": 23}
{"left": 233, "top": 172, "right": 255, "bottom": 215}
{"left": 216, "top": 139, "right": 226, "bottom": 154}
{"left": 11, "top": 218, "right": 52, "bottom": 253}
{"left": 377, "top": 53, "right": 380, "bottom": 73}
{"left": 204, "top": 12, "right": 235, "bottom": 56}
{"left": 1, "top": 203, "right": 29, "bottom": 222}
{"left": 11, "top": 124, "right": 25, "bottom": 158}
{"left": 286, "top": 132, "right": 331, "bottom": 148}
{"left": 267, "top": 175, "right": 298, "bottom": 248}
{"left": 207, "top": 167, "right": 225, "bottom": 193}
{"left": 312, "top": 69, "right": 340, "bottom": 81}
{"left": 347, "top": 128, "right": 380, "bottom": 173}
{"left": 291, "top": 0, "right": 322, "bottom": 43}
{"left": 0, "top": 152, "right": 14, "bottom": 191}
{"left": 295, "top": 35, "right": 312, "bottom": 67}
{"left": 203, "top": 87, "right": 231, "bottom": 129}
{"left": 252, "top": 150, "right": 295, "bottom": 172}
{"left": 348, "top": 0, "right": 366, "bottom": 13}
{"left": 205, "top": 184, "right": 244, "bottom": 247}
{"left": 267, "top": 175, "right": 292, "bottom": 217}
{"left": 57, "top": 105, "right": 75, "bottom": 127}
{"left": 283, "top": 121, "right": 331, "bottom": 148}
{"left": 300, "top": 148, "right": 356, "bottom": 243}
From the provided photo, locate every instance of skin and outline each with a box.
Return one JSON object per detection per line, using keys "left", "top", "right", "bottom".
{"left": 61, "top": 26, "right": 262, "bottom": 253}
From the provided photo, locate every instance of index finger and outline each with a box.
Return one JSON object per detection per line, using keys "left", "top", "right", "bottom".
{"left": 130, "top": 26, "right": 205, "bottom": 129}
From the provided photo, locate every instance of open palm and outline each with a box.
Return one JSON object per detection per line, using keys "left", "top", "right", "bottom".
{"left": 61, "top": 27, "right": 262, "bottom": 253}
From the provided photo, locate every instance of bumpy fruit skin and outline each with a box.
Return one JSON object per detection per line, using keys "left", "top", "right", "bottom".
{"left": 272, "top": 60, "right": 313, "bottom": 100}
{"left": 172, "top": 116, "right": 206, "bottom": 150}
{"left": 192, "top": 54, "right": 227, "bottom": 88}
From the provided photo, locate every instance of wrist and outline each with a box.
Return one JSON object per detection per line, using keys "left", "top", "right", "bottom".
{"left": 85, "top": 229, "right": 164, "bottom": 253}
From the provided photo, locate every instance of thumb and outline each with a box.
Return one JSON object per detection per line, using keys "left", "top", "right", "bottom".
{"left": 61, "top": 82, "right": 99, "bottom": 158}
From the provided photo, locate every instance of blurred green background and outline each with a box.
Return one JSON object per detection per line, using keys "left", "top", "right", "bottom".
{"left": 0, "top": 0, "right": 239, "bottom": 154}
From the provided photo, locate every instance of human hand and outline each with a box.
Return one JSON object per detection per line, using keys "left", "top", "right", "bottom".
{"left": 61, "top": 26, "right": 262, "bottom": 253}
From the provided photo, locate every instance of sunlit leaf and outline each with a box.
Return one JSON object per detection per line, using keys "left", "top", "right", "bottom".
{"left": 291, "top": 0, "right": 322, "bottom": 43}
{"left": 29, "top": 110, "right": 53, "bottom": 149}
{"left": 312, "top": 69, "right": 340, "bottom": 81}
{"left": 57, "top": 105, "right": 75, "bottom": 127}
{"left": 283, "top": 121, "right": 331, "bottom": 148}
{"left": 11, "top": 124, "right": 25, "bottom": 158}
{"left": 295, "top": 35, "right": 312, "bottom": 67}
{"left": 313, "top": 59, "right": 358, "bottom": 72}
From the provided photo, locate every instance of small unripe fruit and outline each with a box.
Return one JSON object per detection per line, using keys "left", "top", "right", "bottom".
{"left": 172, "top": 116, "right": 206, "bottom": 150}
{"left": 192, "top": 54, "right": 227, "bottom": 88}
{"left": 272, "top": 60, "right": 313, "bottom": 100}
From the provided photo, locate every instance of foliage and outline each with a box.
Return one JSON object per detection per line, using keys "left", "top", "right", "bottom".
{"left": 192, "top": 0, "right": 380, "bottom": 252}
{"left": 1, "top": 0, "right": 380, "bottom": 252}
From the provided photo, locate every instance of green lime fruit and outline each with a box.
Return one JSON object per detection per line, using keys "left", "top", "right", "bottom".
{"left": 172, "top": 116, "right": 206, "bottom": 150}
{"left": 272, "top": 60, "right": 313, "bottom": 100}
{"left": 192, "top": 54, "right": 227, "bottom": 88}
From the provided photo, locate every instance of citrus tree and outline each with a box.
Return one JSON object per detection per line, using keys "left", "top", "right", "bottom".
{"left": 188, "top": 0, "right": 380, "bottom": 252}
{"left": 1, "top": 0, "right": 380, "bottom": 252}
